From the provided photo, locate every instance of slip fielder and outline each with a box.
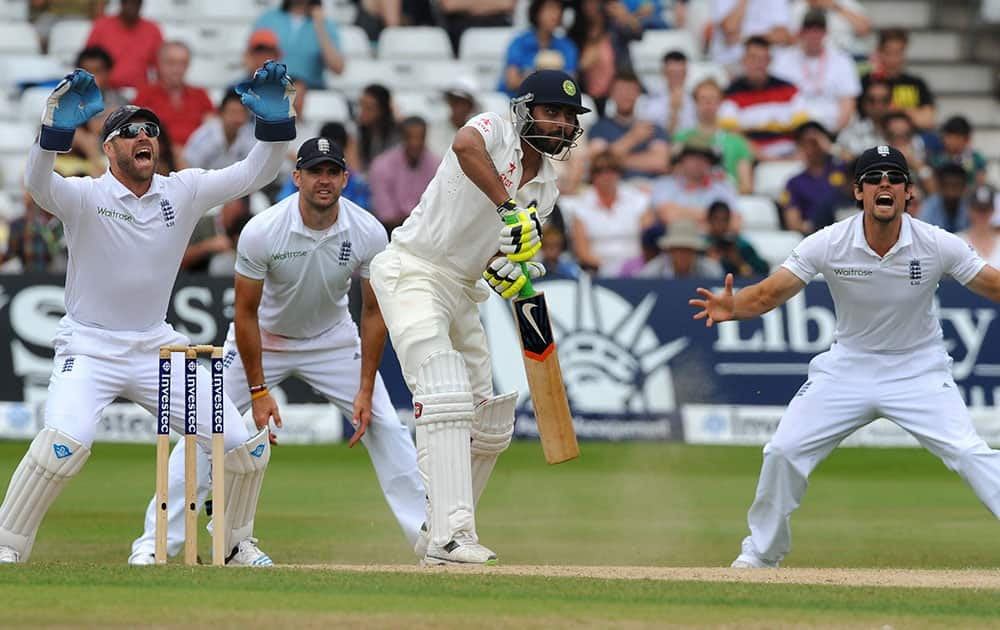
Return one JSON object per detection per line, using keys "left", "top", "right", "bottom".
{"left": 128, "top": 138, "right": 426, "bottom": 564}
{"left": 690, "top": 145, "right": 1000, "bottom": 568}
{"left": 0, "top": 62, "right": 296, "bottom": 565}
{"left": 369, "top": 69, "right": 589, "bottom": 565}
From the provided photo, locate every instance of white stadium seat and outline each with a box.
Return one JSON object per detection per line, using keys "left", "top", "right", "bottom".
{"left": 393, "top": 91, "right": 444, "bottom": 122}
{"left": 339, "top": 24, "right": 373, "bottom": 60}
{"left": 378, "top": 26, "right": 453, "bottom": 61}
{"left": 0, "top": 23, "right": 41, "bottom": 55}
{"left": 0, "top": 0, "right": 28, "bottom": 21}
{"left": 1, "top": 153, "right": 25, "bottom": 190}
{"left": 736, "top": 195, "right": 780, "bottom": 231}
{"left": 0, "top": 121, "right": 35, "bottom": 155}
{"left": 48, "top": 20, "right": 94, "bottom": 66}
{"left": 0, "top": 55, "right": 67, "bottom": 90}
{"left": 186, "top": 55, "right": 244, "bottom": 90}
{"left": 326, "top": 59, "right": 401, "bottom": 99}
{"left": 742, "top": 230, "right": 803, "bottom": 270}
{"left": 394, "top": 60, "right": 470, "bottom": 92}
{"left": 458, "top": 27, "right": 515, "bottom": 62}
{"left": 686, "top": 60, "right": 729, "bottom": 90}
{"left": 753, "top": 160, "right": 803, "bottom": 201}
{"left": 191, "top": 0, "right": 259, "bottom": 21}
{"left": 478, "top": 91, "right": 512, "bottom": 117}
{"left": 303, "top": 90, "right": 351, "bottom": 123}
{"left": 629, "top": 30, "right": 698, "bottom": 77}
{"left": 162, "top": 22, "right": 250, "bottom": 57}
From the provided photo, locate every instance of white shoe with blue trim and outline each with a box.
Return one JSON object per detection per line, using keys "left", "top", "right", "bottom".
{"left": 225, "top": 538, "right": 273, "bottom": 567}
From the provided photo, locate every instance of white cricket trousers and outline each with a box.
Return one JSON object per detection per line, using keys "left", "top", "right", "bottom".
{"left": 132, "top": 318, "right": 426, "bottom": 556}
{"left": 45, "top": 317, "right": 249, "bottom": 450}
{"left": 741, "top": 341, "right": 1000, "bottom": 565}
{"left": 368, "top": 246, "right": 494, "bottom": 402}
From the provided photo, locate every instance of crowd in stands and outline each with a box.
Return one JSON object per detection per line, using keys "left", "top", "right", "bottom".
{"left": 3, "top": 0, "right": 1000, "bottom": 284}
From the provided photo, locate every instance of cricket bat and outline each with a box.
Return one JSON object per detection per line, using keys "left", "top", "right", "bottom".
{"left": 503, "top": 212, "right": 579, "bottom": 464}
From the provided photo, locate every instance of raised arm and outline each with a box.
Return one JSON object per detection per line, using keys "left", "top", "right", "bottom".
{"left": 689, "top": 268, "right": 806, "bottom": 327}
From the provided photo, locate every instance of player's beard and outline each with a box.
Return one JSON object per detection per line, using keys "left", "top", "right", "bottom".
{"left": 114, "top": 149, "right": 156, "bottom": 183}
{"left": 524, "top": 122, "right": 574, "bottom": 156}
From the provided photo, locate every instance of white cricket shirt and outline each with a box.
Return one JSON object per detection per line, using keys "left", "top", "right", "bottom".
{"left": 782, "top": 213, "right": 987, "bottom": 353}
{"left": 390, "top": 111, "right": 560, "bottom": 283}
{"left": 235, "top": 193, "right": 387, "bottom": 339}
{"left": 24, "top": 141, "right": 286, "bottom": 331}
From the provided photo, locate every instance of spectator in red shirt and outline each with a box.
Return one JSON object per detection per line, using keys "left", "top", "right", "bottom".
{"left": 84, "top": 0, "right": 163, "bottom": 89}
{"left": 132, "top": 41, "right": 215, "bottom": 159}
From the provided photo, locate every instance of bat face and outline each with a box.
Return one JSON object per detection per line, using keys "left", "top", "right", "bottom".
{"left": 514, "top": 293, "right": 554, "bottom": 361}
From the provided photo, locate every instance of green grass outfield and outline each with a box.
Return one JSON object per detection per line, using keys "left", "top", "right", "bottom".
{"left": 3, "top": 440, "right": 1000, "bottom": 628}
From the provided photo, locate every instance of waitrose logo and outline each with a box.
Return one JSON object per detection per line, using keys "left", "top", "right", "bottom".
{"left": 272, "top": 250, "right": 308, "bottom": 261}
{"left": 97, "top": 207, "right": 135, "bottom": 222}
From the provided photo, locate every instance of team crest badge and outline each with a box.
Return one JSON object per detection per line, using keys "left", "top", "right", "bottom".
{"left": 317, "top": 138, "right": 331, "bottom": 153}
{"left": 562, "top": 80, "right": 576, "bottom": 96}
{"left": 877, "top": 145, "right": 890, "bottom": 156}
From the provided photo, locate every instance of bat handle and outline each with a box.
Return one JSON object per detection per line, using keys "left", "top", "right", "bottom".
{"left": 503, "top": 200, "right": 538, "bottom": 299}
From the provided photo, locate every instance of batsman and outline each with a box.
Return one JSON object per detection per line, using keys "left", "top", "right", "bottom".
{"left": 369, "top": 69, "right": 589, "bottom": 565}
{"left": 0, "top": 62, "right": 297, "bottom": 564}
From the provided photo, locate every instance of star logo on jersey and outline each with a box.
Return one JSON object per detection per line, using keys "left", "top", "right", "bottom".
{"left": 160, "top": 199, "right": 175, "bottom": 228}
{"left": 338, "top": 240, "right": 352, "bottom": 265}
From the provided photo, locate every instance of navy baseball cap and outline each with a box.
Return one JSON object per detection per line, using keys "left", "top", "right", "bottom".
{"left": 515, "top": 70, "right": 591, "bottom": 114}
{"left": 101, "top": 105, "right": 161, "bottom": 142}
{"left": 296, "top": 137, "right": 347, "bottom": 170}
{"left": 854, "top": 144, "right": 909, "bottom": 180}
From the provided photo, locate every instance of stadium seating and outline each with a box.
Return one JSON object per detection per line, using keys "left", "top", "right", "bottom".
{"left": 742, "top": 229, "right": 803, "bottom": 270}
{"left": 628, "top": 29, "right": 698, "bottom": 78}
{"left": 326, "top": 59, "right": 400, "bottom": 99}
{"left": 0, "top": 122, "right": 35, "bottom": 155}
{"left": 393, "top": 91, "right": 445, "bottom": 122}
{"left": 736, "top": 195, "right": 781, "bottom": 231}
{"left": 0, "top": 55, "right": 67, "bottom": 91}
{"left": 338, "top": 24, "right": 373, "bottom": 60}
{"left": 186, "top": 54, "right": 245, "bottom": 90}
{"left": 458, "top": 27, "right": 515, "bottom": 89}
{"left": 393, "top": 60, "right": 472, "bottom": 93}
{"left": 47, "top": 20, "right": 93, "bottom": 66}
{"left": 302, "top": 90, "right": 351, "bottom": 123}
{"left": 0, "top": 23, "right": 41, "bottom": 56}
{"left": 0, "top": 0, "right": 27, "bottom": 21}
{"left": 378, "top": 27, "right": 453, "bottom": 61}
{"left": 18, "top": 86, "right": 54, "bottom": 124}
{"left": 161, "top": 21, "right": 250, "bottom": 57}
{"left": 752, "top": 161, "right": 803, "bottom": 201}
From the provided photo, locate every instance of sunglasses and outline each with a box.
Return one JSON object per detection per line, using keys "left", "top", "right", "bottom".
{"left": 858, "top": 170, "right": 908, "bottom": 186}
{"left": 106, "top": 122, "right": 160, "bottom": 142}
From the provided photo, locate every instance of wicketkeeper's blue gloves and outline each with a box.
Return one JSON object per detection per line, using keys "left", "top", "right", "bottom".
{"left": 235, "top": 60, "right": 297, "bottom": 142}
{"left": 39, "top": 69, "right": 105, "bottom": 152}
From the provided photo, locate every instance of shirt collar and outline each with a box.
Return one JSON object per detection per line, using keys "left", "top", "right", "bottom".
{"left": 852, "top": 211, "right": 913, "bottom": 257}
{"left": 287, "top": 192, "right": 352, "bottom": 239}
{"left": 102, "top": 170, "right": 163, "bottom": 200}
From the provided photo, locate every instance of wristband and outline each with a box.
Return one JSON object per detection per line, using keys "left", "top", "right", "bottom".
{"left": 251, "top": 388, "right": 270, "bottom": 401}
{"left": 496, "top": 199, "right": 517, "bottom": 217}
{"left": 248, "top": 383, "right": 267, "bottom": 393}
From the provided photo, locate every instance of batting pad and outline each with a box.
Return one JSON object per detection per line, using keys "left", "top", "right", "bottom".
{"left": 222, "top": 428, "right": 270, "bottom": 556}
{"left": 0, "top": 427, "right": 90, "bottom": 560}
{"left": 471, "top": 392, "right": 517, "bottom": 505}
{"left": 414, "top": 351, "right": 476, "bottom": 546}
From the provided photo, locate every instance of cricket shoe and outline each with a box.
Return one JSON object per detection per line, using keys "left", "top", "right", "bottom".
{"left": 413, "top": 522, "right": 429, "bottom": 559}
{"left": 423, "top": 532, "right": 497, "bottom": 566}
{"left": 225, "top": 537, "right": 273, "bottom": 567}
{"left": 0, "top": 545, "right": 19, "bottom": 563}
{"left": 730, "top": 538, "right": 779, "bottom": 568}
{"left": 127, "top": 551, "right": 156, "bottom": 566}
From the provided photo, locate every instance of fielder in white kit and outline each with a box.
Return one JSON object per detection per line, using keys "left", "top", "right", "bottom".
{"left": 129, "top": 138, "right": 426, "bottom": 564}
{"left": 0, "top": 62, "right": 297, "bottom": 564}
{"left": 690, "top": 145, "right": 1000, "bottom": 568}
{"left": 369, "top": 69, "right": 589, "bottom": 565}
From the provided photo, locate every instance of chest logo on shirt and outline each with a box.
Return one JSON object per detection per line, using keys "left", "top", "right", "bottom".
{"left": 500, "top": 161, "right": 517, "bottom": 189}
{"left": 338, "top": 240, "right": 352, "bottom": 265}
{"left": 271, "top": 250, "right": 308, "bottom": 261}
{"left": 909, "top": 258, "right": 923, "bottom": 285}
{"left": 831, "top": 267, "right": 872, "bottom": 278}
{"left": 96, "top": 207, "right": 135, "bottom": 223}
{"left": 160, "top": 199, "right": 175, "bottom": 228}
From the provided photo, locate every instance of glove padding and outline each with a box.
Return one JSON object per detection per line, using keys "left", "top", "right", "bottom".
{"left": 39, "top": 69, "right": 104, "bottom": 152}
{"left": 235, "top": 60, "right": 297, "bottom": 142}
{"left": 498, "top": 203, "right": 543, "bottom": 262}
{"left": 483, "top": 258, "right": 545, "bottom": 299}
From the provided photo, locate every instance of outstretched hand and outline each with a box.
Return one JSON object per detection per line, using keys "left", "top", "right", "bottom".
{"left": 39, "top": 69, "right": 105, "bottom": 152}
{"left": 235, "top": 60, "right": 296, "bottom": 122}
{"left": 689, "top": 273, "right": 736, "bottom": 328}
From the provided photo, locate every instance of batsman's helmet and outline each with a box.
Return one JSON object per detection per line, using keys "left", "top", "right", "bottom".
{"left": 511, "top": 69, "right": 589, "bottom": 159}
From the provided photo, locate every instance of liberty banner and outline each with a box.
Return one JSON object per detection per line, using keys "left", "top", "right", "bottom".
{"left": 0, "top": 273, "right": 997, "bottom": 446}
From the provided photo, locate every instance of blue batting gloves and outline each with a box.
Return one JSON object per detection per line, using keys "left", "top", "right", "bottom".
{"left": 236, "top": 60, "right": 297, "bottom": 142}
{"left": 39, "top": 69, "right": 105, "bottom": 152}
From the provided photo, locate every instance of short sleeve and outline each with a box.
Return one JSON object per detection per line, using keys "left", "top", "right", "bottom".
{"left": 781, "top": 229, "right": 826, "bottom": 283}
{"left": 234, "top": 218, "right": 269, "bottom": 280}
{"left": 939, "top": 230, "right": 986, "bottom": 285}
{"left": 464, "top": 112, "right": 506, "bottom": 155}
{"left": 358, "top": 222, "right": 388, "bottom": 278}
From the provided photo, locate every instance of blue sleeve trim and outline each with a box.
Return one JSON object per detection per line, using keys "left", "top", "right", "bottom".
{"left": 254, "top": 116, "right": 296, "bottom": 142}
{"left": 39, "top": 125, "right": 75, "bottom": 152}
